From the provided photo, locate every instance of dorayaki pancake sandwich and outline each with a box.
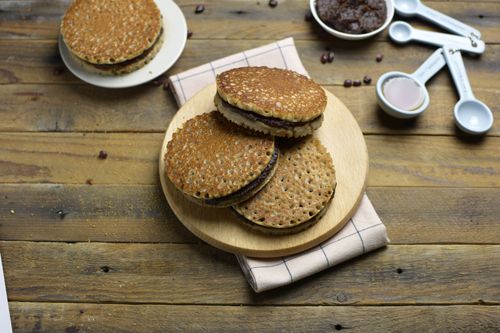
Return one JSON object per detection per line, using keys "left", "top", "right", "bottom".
{"left": 214, "top": 67, "right": 327, "bottom": 137}
{"left": 61, "top": 0, "right": 163, "bottom": 75}
{"left": 233, "top": 137, "right": 336, "bottom": 234}
{"left": 165, "top": 111, "right": 279, "bottom": 207}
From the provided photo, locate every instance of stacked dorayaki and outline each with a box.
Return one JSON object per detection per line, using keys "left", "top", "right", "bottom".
{"left": 165, "top": 67, "right": 337, "bottom": 234}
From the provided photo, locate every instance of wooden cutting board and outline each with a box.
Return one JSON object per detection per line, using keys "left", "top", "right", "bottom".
{"left": 159, "top": 83, "right": 368, "bottom": 258}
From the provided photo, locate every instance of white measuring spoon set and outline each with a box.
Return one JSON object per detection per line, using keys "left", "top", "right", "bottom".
{"left": 376, "top": 0, "right": 493, "bottom": 135}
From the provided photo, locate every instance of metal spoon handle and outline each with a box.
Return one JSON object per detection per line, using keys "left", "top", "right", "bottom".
{"left": 411, "top": 28, "right": 485, "bottom": 54}
{"left": 442, "top": 46, "right": 474, "bottom": 101}
{"left": 412, "top": 48, "right": 446, "bottom": 84}
{"left": 416, "top": 3, "right": 481, "bottom": 39}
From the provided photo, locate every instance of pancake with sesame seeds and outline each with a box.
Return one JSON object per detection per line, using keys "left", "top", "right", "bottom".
{"left": 61, "top": 0, "right": 163, "bottom": 75}
{"left": 233, "top": 137, "right": 336, "bottom": 234}
{"left": 215, "top": 67, "right": 327, "bottom": 137}
{"left": 164, "top": 111, "right": 279, "bottom": 207}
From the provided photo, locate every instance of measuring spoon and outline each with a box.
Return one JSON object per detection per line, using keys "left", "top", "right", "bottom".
{"left": 389, "top": 21, "right": 485, "bottom": 54}
{"left": 394, "top": 0, "right": 481, "bottom": 40}
{"left": 442, "top": 46, "right": 493, "bottom": 135}
{"left": 376, "top": 48, "right": 446, "bottom": 119}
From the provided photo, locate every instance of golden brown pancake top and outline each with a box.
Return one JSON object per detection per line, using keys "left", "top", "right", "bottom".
{"left": 234, "top": 137, "right": 336, "bottom": 229}
{"left": 216, "top": 67, "right": 327, "bottom": 122}
{"left": 61, "top": 0, "right": 162, "bottom": 64}
{"left": 165, "top": 112, "right": 276, "bottom": 200}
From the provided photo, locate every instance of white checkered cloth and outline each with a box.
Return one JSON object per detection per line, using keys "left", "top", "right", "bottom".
{"left": 168, "top": 37, "right": 389, "bottom": 292}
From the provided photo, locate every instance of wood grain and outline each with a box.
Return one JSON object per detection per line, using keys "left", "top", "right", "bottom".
{"left": 0, "top": 1, "right": 498, "bottom": 43}
{"left": 0, "top": 83, "right": 176, "bottom": 132}
{"left": 0, "top": 0, "right": 498, "bottom": 328}
{"left": 159, "top": 84, "right": 367, "bottom": 257}
{"left": 1, "top": 133, "right": 499, "bottom": 186}
{"left": 1, "top": 185, "right": 499, "bottom": 244}
{"left": 0, "top": 84, "right": 498, "bottom": 136}
{"left": 9, "top": 303, "right": 500, "bottom": 333}
{"left": 1, "top": 242, "right": 499, "bottom": 304}
{"left": 1, "top": 39, "right": 498, "bottom": 88}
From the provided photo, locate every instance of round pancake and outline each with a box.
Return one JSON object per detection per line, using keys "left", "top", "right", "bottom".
{"left": 215, "top": 93, "right": 323, "bottom": 137}
{"left": 216, "top": 67, "right": 327, "bottom": 122}
{"left": 165, "top": 111, "right": 278, "bottom": 207}
{"left": 61, "top": 0, "right": 162, "bottom": 64}
{"left": 233, "top": 137, "right": 336, "bottom": 234}
{"left": 70, "top": 30, "right": 164, "bottom": 75}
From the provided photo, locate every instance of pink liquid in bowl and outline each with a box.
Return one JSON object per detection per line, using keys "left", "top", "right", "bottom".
{"left": 383, "top": 77, "right": 424, "bottom": 111}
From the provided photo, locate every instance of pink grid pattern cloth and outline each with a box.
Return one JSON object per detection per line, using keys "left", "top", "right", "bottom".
{"left": 168, "top": 37, "right": 389, "bottom": 292}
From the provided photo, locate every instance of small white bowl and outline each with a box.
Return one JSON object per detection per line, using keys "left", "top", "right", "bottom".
{"left": 310, "top": 0, "right": 395, "bottom": 40}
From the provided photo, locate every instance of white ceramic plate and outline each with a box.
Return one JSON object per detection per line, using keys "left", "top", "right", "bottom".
{"left": 59, "top": 0, "right": 187, "bottom": 88}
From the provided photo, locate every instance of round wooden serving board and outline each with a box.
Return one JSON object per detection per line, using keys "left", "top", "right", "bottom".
{"left": 159, "top": 83, "right": 368, "bottom": 258}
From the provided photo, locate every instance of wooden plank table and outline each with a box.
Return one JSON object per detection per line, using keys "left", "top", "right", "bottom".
{"left": 1, "top": 0, "right": 499, "bottom": 331}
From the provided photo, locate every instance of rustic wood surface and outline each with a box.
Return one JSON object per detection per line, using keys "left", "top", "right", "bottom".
{"left": 0, "top": 0, "right": 499, "bottom": 332}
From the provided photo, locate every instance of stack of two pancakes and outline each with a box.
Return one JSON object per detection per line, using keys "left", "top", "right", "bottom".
{"left": 165, "top": 67, "right": 337, "bottom": 234}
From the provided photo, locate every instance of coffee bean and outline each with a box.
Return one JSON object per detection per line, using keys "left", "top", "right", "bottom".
{"left": 353, "top": 80, "right": 361, "bottom": 87}
{"left": 187, "top": 30, "right": 193, "bottom": 38}
{"left": 363, "top": 75, "right": 372, "bottom": 84}
{"left": 376, "top": 53, "right": 383, "bottom": 62}
{"left": 52, "top": 67, "right": 64, "bottom": 76}
{"left": 327, "top": 52, "right": 335, "bottom": 63}
{"left": 98, "top": 150, "right": 108, "bottom": 160}
{"left": 56, "top": 209, "right": 67, "bottom": 219}
{"left": 344, "top": 79, "right": 352, "bottom": 87}
{"left": 86, "top": 179, "right": 93, "bottom": 185}
{"left": 269, "top": 0, "right": 278, "bottom": 8}
{"left": 320, "top": 53, "right": 328, "bottom": 64}
{"left": 305, "top": 11, "right": 312, "bottom": 21}
{"left": 195, "top": 4, "right": 205, "bottom": 13}
{"left": 152, "top": 75, "right": 165, "bottom": 86}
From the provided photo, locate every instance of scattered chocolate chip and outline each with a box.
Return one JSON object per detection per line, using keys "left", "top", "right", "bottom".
{"left": 363, "top": 75, "right": 372, "bottom": 84}
{"left": 343, "top": 79, "right": 352, "bottom": 87}
{"left": 52, "top": 67, "right": 64, "bottom": 76}
{"left": 320, "top": 53, "right": 329, "bottom": 64}
{"left": 195, "top": 4, "right": 205, "bottom": 13}
{"left": 396, "top": 268, "right": 404, "bottom": 274}
{"left": 376, "top": 53, "right": 383, "bottom": 62}
{"left": 478, "top": 14, "right": 484, "bottom": 19}
{"left": 353, "top": 80, "right": 361, "bottom": 87}
{"left": 98, "top": 150, "right": 108, "bottom": 160}
{"left": 327, "top": 52, "right": 335, "bottom": 63}
{"left": 100, "top": 266, "right": 110, "bottom": 273}
{"left": 334, "top": 324, "right": 343, "bottom": 331}
{"left": 187, "top": 30, "right": 193, "bottom": 39}
{"left": 85, "top": 179, "right": 93, "bottom": 185}
{"left": 269, "top": 0, "right": 278, "bottom": 8}
{"left": 152, "top": 76, "right": 165, "bottom": 86}
{"left": 305, "top": 11, "right": 312, "bottom": 21}
{"left": 56, "top": 209, "right": 67, "bottom": 219}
